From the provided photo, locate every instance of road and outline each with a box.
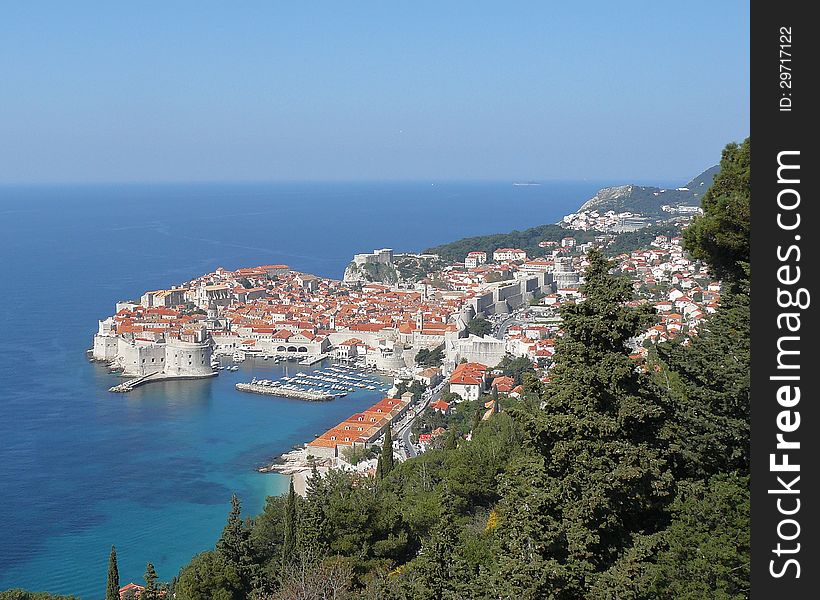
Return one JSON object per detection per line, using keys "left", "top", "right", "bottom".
{"left": 494, "top": 312, "right": 522, "bottom": 339}
{"left": 394, "top": 382, "right": 444, "bottom": 460}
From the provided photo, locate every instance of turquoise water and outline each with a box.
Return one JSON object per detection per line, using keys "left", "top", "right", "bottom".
{"left": 0, "top": 181, "right": 604, "bottom": 597}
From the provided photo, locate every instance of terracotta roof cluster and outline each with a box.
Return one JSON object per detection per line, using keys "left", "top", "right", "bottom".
{"left": 449, "top": 362, "right": 487, "bottom": 386}
{"left": 307, "top": 397, "right": 409, "bottom": 450}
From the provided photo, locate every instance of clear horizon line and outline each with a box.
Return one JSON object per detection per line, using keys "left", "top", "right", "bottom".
{"left": 0, "top": 173, "right": 703, "bottom": 188}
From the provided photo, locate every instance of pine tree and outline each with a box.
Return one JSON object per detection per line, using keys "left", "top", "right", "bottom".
{"left": 143, "top": 563, "right": 158, "bottom": 600}
{"left": 443, "top": 428, "right": 459, "bottom": 451}
{"left": 406, "top": 490, "right": 473, "bottom": 599}
{"left": 495, "top": 249, "right": 674, "bottom": 598}
{"left": 471, "top": 402, "right": 483, "bottom": 432}
{"left": 105, "top": 545, "right": 120, "bottom": 600}
{"left": 281, "top": 477, "right": 297, "bottom": 563}
{"left": 684, "top": 138, "right": 750, "bottom": 285}
{"left": 215, "top": 494, "right": 255, "bottom": 593}
{"left": 656, "top": 138, "right": 751, "bottom": 480}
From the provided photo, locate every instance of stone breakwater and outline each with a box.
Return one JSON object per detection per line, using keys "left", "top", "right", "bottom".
{"left": 109, "top": 371, "right": 218, "bottom": 392}
{"left": 235, "top": 382, "right": 333, "bottom": 402}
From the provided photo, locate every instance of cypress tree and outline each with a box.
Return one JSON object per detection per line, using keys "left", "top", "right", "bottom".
{"left": 143, "top": 562, "right": 158, "bottom": 600}
{"left": 105, "top": 545, "right": 119, "bottom": 600}
{"left": 375, "top": 451, "right": 384, "bottom": 480}
{"left": 471, "top": 402, "right": 483, "bottom": 432}
{"left": 381, "top": 426, "right": 394, "bottom": 476}
{"left": 282, "top": 477, "right": 297, "bottom": 563}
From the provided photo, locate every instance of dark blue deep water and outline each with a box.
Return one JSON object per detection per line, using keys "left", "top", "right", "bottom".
{"left": 0, "top": 181, "right": 605, "bottom": 597}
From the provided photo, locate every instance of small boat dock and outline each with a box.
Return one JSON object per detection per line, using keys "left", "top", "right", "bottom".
{"left": 298, "top": 353, "right": 331, "bottom": 366}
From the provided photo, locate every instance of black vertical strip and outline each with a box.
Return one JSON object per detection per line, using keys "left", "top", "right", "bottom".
{"left": 751, "top": 1, "right": 817, "bottom": 597}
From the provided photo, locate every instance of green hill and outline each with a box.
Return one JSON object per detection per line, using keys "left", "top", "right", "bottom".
{"left": 577, "top": 165, "right": 719, "bottom": 217}
{"left": 423, "top": 224, "right": 599, "bottom": 263}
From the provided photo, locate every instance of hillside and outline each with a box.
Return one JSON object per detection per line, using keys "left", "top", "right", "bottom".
{"left": 343, "top": 253, "right": 447, "bottom": 284}
{"left": 424, "top": 165, "right": 718, "bottom": 262}
{"left": 577, "top": 165, "right": 719, "bottom": 217}
{"left": 423, "top": 224, "right": 599, "bottom": 263}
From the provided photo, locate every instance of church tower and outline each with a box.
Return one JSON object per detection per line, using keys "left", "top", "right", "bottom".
{"left": 207, "top": 301, "right": 218, "bottom": 321}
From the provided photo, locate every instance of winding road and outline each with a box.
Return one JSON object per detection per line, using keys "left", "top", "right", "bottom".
{"left": 395, "top": 383, "right": 444, "bottom": 459}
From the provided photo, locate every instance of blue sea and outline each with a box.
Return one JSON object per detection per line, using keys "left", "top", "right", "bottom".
{"left": 0, "top": 181, "right": 606, "bottom": 598}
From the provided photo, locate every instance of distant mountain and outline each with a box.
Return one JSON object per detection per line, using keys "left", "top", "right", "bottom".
{"left": 576, "top": 165, "right": 719, "bottom": 217}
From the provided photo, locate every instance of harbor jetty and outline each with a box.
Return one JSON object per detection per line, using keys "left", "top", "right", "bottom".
{"left": 298, "top": 352, "right": 331, "bottom": 366}
{"left": 235, "top": 382, "right": 333, "bottom": 401}
{"left": 109, "top": 371, "right": 160, "bottom": 393}
{"left": 109, "top": 370, "right": 218, "bottom": 393}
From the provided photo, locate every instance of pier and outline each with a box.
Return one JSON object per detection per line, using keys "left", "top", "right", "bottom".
{"left": 109, "top": 371, "right": 161, "bottom": 393}
{"left": 235, "top": 382, "right": 334, "bottom": 401}
{"left": 109, "top": 371, "right": 217, "bottom": 393}
{"left": 298, "top": 353, "right": 331, "bottom": 366}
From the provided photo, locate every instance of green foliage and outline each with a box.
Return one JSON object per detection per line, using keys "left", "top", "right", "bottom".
{"left": 175, "top": 551, "right": 244, "bottom": 600}
{"left": 342, "top": 444, "right": 378, "bottom": 465}
{"left": 684, "top": 138, "right": 750, "bottom": 284}
{"left": 424, "top": 224, "right": 598, "bottom": 263}
{"left": 249, "top": 494, "right": 287, "bottom": 565}
{"left": 648, "top": 473, "right": 750, "bottom": 599}
{"left": 381, "top": 426, "right": 395, "bottom": 478}
{"left": 493, "top": 249, "right": 673, "bottom": 597}
{"left": 415, "top": 344, "right": 444, "bottom": 366}
{"left": 142, "top": 563, "right": 158, "bottom": 600}
{"left": 580, "top": 166, "right": 719, "bottom": 217}
{"left": 393, "top": 254, "right": 447, "bottom": 282}
{"left": 215, "top": 495, "right": 255, "bottom": 594}
{"left": 497, "top": 355, "right": 535, "bottom": 385}
{"left": 484, "top": 271, "right": 511, "bottom": 283}
{"left": 105, "top": 545, "right": 119, "bottom": 600}
{"left": 605, "top": 224, "right": 681, "bottom": 257}
{"left": 655, "top": 284, "right": 750, "bottom": 479}
{"left": 395, "top": 379, "right": 426, "bottom": 401}
{"left": 466, "top": 316, "right": 493, "bottom": 337}
{"left": 282, "top": 478, "right": 298, "bottom": 564}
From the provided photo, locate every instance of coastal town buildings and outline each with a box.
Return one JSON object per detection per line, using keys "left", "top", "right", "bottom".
{"left": 465, "top": 251, "right": 488, "bottom": 268}
{"left": 448, "top": 362, "right": 488, "bottom": 401}
{"left": 492, "top": 248, "right": 527, "bottom": 262}
{"left": 306, "top": 396, "right": 409, "bottom": 459}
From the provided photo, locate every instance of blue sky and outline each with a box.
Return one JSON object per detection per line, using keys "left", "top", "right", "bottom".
{"left": 0, "top": 1, "right": 749, "bottom": 184}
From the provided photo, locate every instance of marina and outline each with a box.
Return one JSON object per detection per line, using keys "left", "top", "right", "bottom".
{"left": 235, "top": 362, "right": 390, "bottom": 402}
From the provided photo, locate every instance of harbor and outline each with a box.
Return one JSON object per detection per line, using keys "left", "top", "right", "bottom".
{"left": 235, "top": 363, "right": 390, "bottom": 402}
